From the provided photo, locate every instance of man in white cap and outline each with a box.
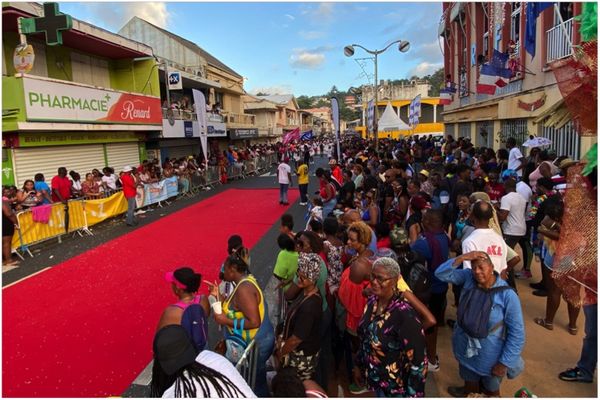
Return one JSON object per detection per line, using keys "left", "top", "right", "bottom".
{"left": 121, "top": 166, "right": 137, "bottom": 226}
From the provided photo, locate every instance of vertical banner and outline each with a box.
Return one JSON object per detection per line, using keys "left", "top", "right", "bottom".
{"left": 330, "top": 97, "right": 341, "bottom": 161}
{"left": 367, "top": 99, "right": 375, "bottom": 134}
{"left": 192, "top": 89, "right": 208, "bottom": 162}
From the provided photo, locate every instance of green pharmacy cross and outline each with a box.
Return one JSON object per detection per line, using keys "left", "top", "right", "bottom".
{"left": 20, "top": 3, "right": 73, "bottom": 46}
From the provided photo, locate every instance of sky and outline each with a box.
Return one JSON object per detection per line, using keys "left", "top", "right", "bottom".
{"left": 58, "top": 1, "right": 444, "bottom": 97}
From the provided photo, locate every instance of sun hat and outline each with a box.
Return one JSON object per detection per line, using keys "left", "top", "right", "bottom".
{"left": 123, "top": 166, "right": 133, "bottom": 172}
{"left": 153, "top": 325, "right": 198, "bottom": 375}
{"left": 419, "top": 169, "right": 430, "bottom": 178}
{"left": 165, "top": 267, "right": 200, "bottom": 292}
{"left": 559, "top": 158, "right": 577, "bottom": 169}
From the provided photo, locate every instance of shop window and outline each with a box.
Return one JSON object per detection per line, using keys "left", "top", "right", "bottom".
{"left": 541, "top": 120, "right": 580, "bottom": 160}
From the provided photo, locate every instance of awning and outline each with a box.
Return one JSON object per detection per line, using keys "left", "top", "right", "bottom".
{"left": 533, "top": 99, "right": 572, "bottom": 129}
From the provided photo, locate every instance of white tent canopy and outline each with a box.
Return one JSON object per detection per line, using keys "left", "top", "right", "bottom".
{"left": 377, "top": 102, "right": 411, "bottom": 132}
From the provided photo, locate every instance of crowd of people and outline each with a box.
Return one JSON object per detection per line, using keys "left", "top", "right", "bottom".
{"left": 146, "top": 134, "right": 597, "bottom": 398}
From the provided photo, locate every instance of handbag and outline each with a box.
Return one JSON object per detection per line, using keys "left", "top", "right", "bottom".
{"left": 224, "top": 318, "right": 248, "bottom": 364}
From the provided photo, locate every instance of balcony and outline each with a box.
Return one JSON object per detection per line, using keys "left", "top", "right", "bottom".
{"left": 222, "top": 111, "right": 255, "bottom": 127}
{"left": 546, "top": 18, "right": 574, "bottom": 63}
{"left": 161, "top": 108, "right": 223, "bottom": 123}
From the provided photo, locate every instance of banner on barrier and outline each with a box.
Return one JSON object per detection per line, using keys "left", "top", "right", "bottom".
{"left": 144, "top": 182, "right": 168, "bottom": 206}
{"left": 85, "top": 192, "right": 128, "bottom": 226}
{"left": 164, "top": 176, "right": 179, "bottom": 198}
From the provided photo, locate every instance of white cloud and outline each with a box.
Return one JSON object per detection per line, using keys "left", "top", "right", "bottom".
{"left": 290, "top": 50, "right": 326, "bottom": 69}
{"left": 249, "top": 85, "right": 294, "bottom": 95}
{"left": 84, "top": 2, "right": 171, "bottom": 30}
{"left": 298, "top": 30, "right": 325, "bottom": 40}
{"left": 408, "top": 62, "right": 444, "bottom": 77}
{"left": 284, "top": 14, "right": 295, "bottom": 21}
{"left": 413, "top": 40, "right": 444, "bottom": 62}
{"left": 315, "top": 3, "right": 334, "bottom": 18}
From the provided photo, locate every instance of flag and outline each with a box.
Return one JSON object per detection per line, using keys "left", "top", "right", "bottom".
{"left": 477, "top": 51, "right": 512, "bottom": 94}
{"left": 300, "top": 130, "right": 313, "bottom": 140}
{"left": 525, "top": 2, "right": 554, "bottom": 59}
{"left": 282, "top": 127, "right": 300, "bottom": 145}
{"left": 367, "top": 99, "right": 375, "bottom": 133}
{"left": 331, "top": 97, "right": 341, "bottom": 161}
{"left": 192, "top": 89, "right": 208, "bottom": 162}
{"left": 445, "top": 81, "right": 458, "bottom": 93}
{"left": 413, "top": 94, "right": 421, "bottom": 117}
{"left": 439, "top": 89, "right": 452, "bottom": 105}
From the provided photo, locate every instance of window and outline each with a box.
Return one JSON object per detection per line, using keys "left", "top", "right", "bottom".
{"left": 510, "top": 2, "right": 521, "bottom": 55}
{"left": 541, "top": 120, "right": 581, "bottom": 160}
{"left": 459, "top": 122, "right": 471, "bottom": 139}
{"left": 557, "top": 2, "right": 574, "bottom": 24}
{"left": 501, "top": 119, "right": 528, "bottom": 147}
{"left": 482, "top": 3, "right": 489, "bottom": 59}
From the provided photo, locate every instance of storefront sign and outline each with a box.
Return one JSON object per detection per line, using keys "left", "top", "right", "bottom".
{"left": 18, "top": 131, "right": 140, "bottom": 147}
{"left": 22, "top": 76, "right": 162, "bottom": 125}
{"left": 13, "top": 43, "right": 35, "bottom": 73}
{"left": 207, "top": 122, "right": 227, "bottom": 137}
{"left": 184, "top": 121, "right": 193, "bottom": 138}
{"left": 229, "top": 128, "right": 258, "bottom": 140}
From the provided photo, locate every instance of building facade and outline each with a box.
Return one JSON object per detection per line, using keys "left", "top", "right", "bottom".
{"left": 119, "top": 17, "right": 257, "bottom": 161}
{"left": 2, "top": 2, "right": 161, "bottom": 186}
{"left": 439, "top": 2, "right": 595, "bottom": 159}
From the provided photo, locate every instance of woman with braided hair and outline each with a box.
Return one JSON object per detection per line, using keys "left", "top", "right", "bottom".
{"left": 150, "top": 325, "right": 255, "bottom": 397}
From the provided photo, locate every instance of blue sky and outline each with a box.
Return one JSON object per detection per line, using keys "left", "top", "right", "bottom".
{"left": 59, "top": 2, "right": 444, "bottom": 96}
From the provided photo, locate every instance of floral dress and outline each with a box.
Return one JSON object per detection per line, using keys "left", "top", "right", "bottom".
{"left": 357, "top": 294, "right": 428, "bottom": 397}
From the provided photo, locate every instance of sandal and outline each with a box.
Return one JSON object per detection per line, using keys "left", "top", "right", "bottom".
{"left": 2, "top": 260, "right": 20, "bottom": 267}
{"left": 568, "top": 326, "right": 578, "bottom": 335}
{"left": 534, "top": 317, "right": 554, "bottom": 330}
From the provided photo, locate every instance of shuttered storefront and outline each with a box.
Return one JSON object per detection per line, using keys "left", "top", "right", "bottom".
{"left": 13, "top": 144, "right": 105, "bottom": 187}
{"left": 106, "top": 143, "right": 140, "bottom": 171}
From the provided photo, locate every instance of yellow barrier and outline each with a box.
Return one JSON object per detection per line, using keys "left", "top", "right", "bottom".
{"left": 11, "top": 192, "right": 127, "bottom": 253}
{"left": 84, "top": 192, "right": 127, "bottom": 226}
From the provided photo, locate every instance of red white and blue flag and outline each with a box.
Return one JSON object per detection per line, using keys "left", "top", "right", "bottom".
{"left": 439, "top": 88, "right": 453, "bottom": 105}
{"left": 477, "top": 50, "right": 512, "bottom": 95}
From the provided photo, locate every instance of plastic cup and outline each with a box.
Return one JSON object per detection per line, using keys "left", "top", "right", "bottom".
{"left": 211, "top": 301, "right": 222, "bottom": 314}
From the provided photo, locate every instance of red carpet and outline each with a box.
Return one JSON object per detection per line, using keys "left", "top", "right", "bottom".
{"left": 2, "top": 188, "right": 298, "bottom": 397}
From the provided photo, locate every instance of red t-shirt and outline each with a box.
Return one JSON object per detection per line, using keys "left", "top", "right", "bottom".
{"left": 51, "top": 176, "right": 72, "bottom": 202}
{"left": 486, "top": 183, "right": 505, "bottom": 202}
{"left": 120, "top": 173, "right": 137, "bottom": 198}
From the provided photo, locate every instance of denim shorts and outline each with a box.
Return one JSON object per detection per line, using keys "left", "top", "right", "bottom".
{"left": 459, "top": 364, "right": 503, "bottom": 392}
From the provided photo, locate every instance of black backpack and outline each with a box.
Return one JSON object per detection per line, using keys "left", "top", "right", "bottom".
{"left": 400, "top": 253, "right": 431, "bottom": 304}
{"left": 457, "top": 285, "right": 514, "bottom": 339}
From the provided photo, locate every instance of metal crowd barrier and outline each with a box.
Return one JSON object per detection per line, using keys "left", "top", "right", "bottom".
{"left": 235, "top": 339, "right": 258, "bottom": 391}
{"left": 11, "top": 156, "right": 276, "bottom": 258}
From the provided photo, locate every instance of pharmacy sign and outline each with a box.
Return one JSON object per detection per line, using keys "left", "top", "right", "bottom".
{"left": 22, "top": 76, "right": 162, "bottom": 125}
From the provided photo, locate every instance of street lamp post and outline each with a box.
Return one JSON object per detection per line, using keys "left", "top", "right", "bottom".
{"left": 344, "top": 40, "right": 410, "bottom": 149}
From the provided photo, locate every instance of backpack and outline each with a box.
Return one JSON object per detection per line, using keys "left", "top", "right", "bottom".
{"left": 457, "top": 285, "right": 514, "bottom": 339}
{"left": 174, "top": 296, "right": 208, "bottom": 353}
{"left": 225, "top": 318, "right": 248, "bottom": 364}
{"left": 400, "top": 253, "right": 431, "bottom": 304}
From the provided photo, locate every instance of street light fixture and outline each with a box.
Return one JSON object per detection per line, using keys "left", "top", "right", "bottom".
{"left": 343, "top": 40, "right": 410, "bottom": 148}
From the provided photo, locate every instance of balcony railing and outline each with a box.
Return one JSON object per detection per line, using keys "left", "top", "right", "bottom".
{"left": 546, "top": 18, "right": 574, "bottom": 63}
{"left": 222, "top": 111, "right": 255, "bottom": 126}
{"left": 162, "top": 108, "right": 223, "bottom": 122}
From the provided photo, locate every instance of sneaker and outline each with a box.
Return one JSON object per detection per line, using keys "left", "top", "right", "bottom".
{"left": 428, "top": 356, "right": 440, "bottom": 372}
{"left": 299, "top": 202, "right": 308, "bottom": 206}
{"left": 515, "top": 270, "right": 532, "bottom": 279}
{"left": 559, "top": 367, "right": 593, "bottom": 383}
{"left": 348, "top": 383, "right": 370, "bottom": 395}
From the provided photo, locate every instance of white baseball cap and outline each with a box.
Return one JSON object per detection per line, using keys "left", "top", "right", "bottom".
{"left": 123, "top": 166, "right": 133, "bottom": 172}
